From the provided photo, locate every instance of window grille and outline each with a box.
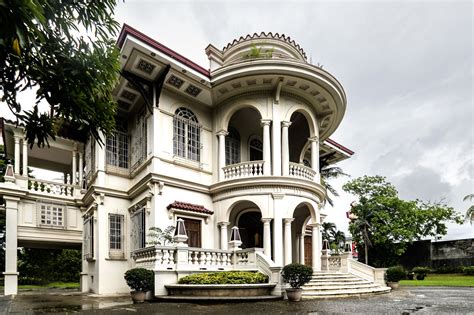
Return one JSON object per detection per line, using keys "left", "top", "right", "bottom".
{"left": 84, "top": 138, "right": 96, "bottom": 180}
{"left": 84, "top": 216, "right": 94, "bottom": 260}
{"left": 225, "top": 127, "right": 241, "bottom": 165}
{"left": 249, "top": 138, "right": 263, "bottom": 161}
{"left": 130, "top": 111, "right": 147, "bottom": 172}
{"left": 109, "top": 214, "right": 124, "bottom": 258}
{"left": 173, "top": 107, "right": 201, "bottom": 162}
{"left": 131, "top": 208, "right": 145, "bottom": 251}
{"left": 39, "top": 202, "right": 64, "bottom": 227}
{"left": 106, "top": 131, "right": 129, "bottom": 169}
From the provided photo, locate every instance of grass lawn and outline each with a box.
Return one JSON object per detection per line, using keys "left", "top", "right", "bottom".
{"left": 400, "top": 274, "right": 474, "bottom": 287}
{"left": 0, "top": 282, "right": 80, "bottom": 291}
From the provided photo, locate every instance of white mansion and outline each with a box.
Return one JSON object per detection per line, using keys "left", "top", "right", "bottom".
{"left": 0, "top": 25, "right": 389, "bottom": 297}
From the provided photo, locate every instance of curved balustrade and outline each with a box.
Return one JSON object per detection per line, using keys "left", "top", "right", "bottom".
{"left": 188, "top": 248, "right": 232, "bottom": 266}
{"left": 28, "top": 178, "right": 76, "bottom": 197}
{"left": 288, "top": 162, "right": 316, "bottom": 181}
{"left": 132, "top": 246, "right": 176, "bottom": 267}
{"left": 222, "top": 160, "right": 265, "bottom": 180}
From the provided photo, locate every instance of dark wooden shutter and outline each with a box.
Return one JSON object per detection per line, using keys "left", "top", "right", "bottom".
{"left": 181, "top": 218, "right": 201, "bottom": 248}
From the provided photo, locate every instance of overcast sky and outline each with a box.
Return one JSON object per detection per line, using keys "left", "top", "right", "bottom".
{"left": 115, "top": 0, "right": 473, "bottom": 240}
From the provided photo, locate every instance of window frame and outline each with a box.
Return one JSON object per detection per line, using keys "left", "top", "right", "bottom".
{"left": 38, "top": 202, "right": 66, "bottom": 228}
{"left": 173, "top": 107, "right": 201, "bottom": 162}
{"left": 225, "top": 127, "right": 241, "bottom": 165}
{"left": 108, "top": 213, "right": 125, "bottom": 259}
{"left": 130, "top": 208, "right": 146, "bottom": 252}
{"left": 84, "top": 215, "right": 94, "bottom": 261}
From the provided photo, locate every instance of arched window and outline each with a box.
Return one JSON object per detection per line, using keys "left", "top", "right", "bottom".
{"left": 225, "top": 127, "right": 240, "bottom": 165}
{"left": 249, "top": 138, "right": 263, "bottom": 161}
{"left": 173, "top": 107, "right": 201, "bottom": 161}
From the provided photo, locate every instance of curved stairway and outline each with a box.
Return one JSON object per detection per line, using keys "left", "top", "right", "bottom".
{"left": 302, "top": 272, "right": 391, "bottom": 299}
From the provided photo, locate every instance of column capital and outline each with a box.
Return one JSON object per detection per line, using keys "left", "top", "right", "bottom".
{"left": 260, "top": 119, "right": 272, "bottom": 127}
{"left": 308, "top": 136, "right": 319, "bottom": 143}
{"left": 281, "top": 121, "right": 292, "bottom": 128}
{"left": 309, "top": 222, "right": 321, "bottom": 228}
{"left": 272, "top": 193, "right": 285, "bottom": 200}
{"left": 216, "top": 129, "right": 228, "bottom": 137}
{"left": 261, "top": 218, "right": 272, "bottom": 224}
{"left": 218, "top": 221, "right": 230, "bottom": 227}
{"left": 283, "top": 218, "right": 295, "bottom": 224}
{"left": 13, "top": 136, "right": 21, "bottom": 143}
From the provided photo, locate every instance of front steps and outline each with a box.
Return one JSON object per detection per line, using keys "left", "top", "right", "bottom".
{"left": 301, "top": 272, "right": 391, "bottom": 299}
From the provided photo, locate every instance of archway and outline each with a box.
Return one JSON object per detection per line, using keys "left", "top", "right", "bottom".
{"left": 227, "top": 200, "right": 265, "bottom": 250}
{"left": 289, "top": 111, "right": 311, "bottom": 164}
{"left": 291, "top": 203, "right": 315, "bottom": 266}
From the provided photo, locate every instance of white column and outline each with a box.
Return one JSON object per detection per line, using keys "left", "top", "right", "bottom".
{"left": 14, "top": 136, "right": 20, "bottom": 174}
{"left": 311, "top": 223, "right": 321, "bottom": 271}
{"left": 72, "top": 151, "right": 77, "bottom": 185}
{"left": 218, "top": 222, "right": 230, "bottom": 250}
{"left": 261, "top": 218, "right": 272, "bottom": 257}
{"left": 272, "top": 194, "right": 284, "bottom": 266}
{"left": 78, "top": 152, "right": 84, "bottom": 188}
{"left": 4, "top": 197, "right": 19, "bottom": 295}
{"left": 281, "top": 121, "right": 291, "bottom": 176}
{"left": 271, "top": 98, "right": 282, "bottom": 177}
{"left": 299, "top": 233, "right": 305, "bottom": 264}
{"left": 22, "top": 138, "right": 28, "bottom": 176}
{"left": 261, "top": 120, "right": 271, "bottom": 175}
{"left": 284, "top": 218, "right": 294, "bottom": 265}
{"left": 309, "top": 137, "right": 320, "bottom": 181}
{"left": 217, "top": 130, "right": 228, "bottom": 181}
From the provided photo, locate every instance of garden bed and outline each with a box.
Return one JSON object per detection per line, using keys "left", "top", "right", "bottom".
{"left": 165, "top": 283, "right": 276, "bottom": 297}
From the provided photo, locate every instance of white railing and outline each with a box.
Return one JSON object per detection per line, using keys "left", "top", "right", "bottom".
{"left": 222, "top": 160, "right": 265, "bottom": 180}
{"left": 187, "top": 248, "right": 232, "bottom": 267}
{"left": 132, "top": 246, "right": 176, "bottom": 268}
{"left": 288, "top": 162, "right": 316, "bottom": 181}
{"left": 28, "top": 178, "right": 76, "bottom": 197}
{"left": 348, "top": 259, "right": 387, "bottom": 286}
{"left": 328, "top": 256, "right": 342, "bottom": 271}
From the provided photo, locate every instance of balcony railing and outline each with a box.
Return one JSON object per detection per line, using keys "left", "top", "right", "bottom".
{"left": 28, "top": 178, "right": 77, "bottom": 197}
{"left": 288, "top": 162, "right": 316, "bottom": 181}
{"left": 222, "top": 160, "right": 265, "bottom": 180}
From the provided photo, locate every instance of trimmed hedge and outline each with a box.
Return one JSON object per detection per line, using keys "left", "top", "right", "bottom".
{"left": 412, "top": 266, "right": 431, "bottom": 280}
{"left": 124, "top": 268, "right": 154, "bottom": 292}
{"left": 178, "top": 271, "right": 268, "bottom": 284}
{"left": 281, "top": 263, "right": 313, "bottom": 288}
{"left": 463, "top": 266, "right": 474, "bottom": 275}
{"left": 386, "top": 266, "right": 406, "bottom": 282}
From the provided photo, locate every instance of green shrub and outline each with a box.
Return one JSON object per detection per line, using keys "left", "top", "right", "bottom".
{"left": 413, "top": 266, "right": 431, "bottom": 280}
{"left": 463, "top": 266, "right": 474, "bottom": 275}
{"left": 178, "top": 271, "right": 268, "bottom": 284}
{"left": 281, "top": 263, "right": 313, "bottom": 289}
{"left": 433, "top": 265, "right": 464, "bottom": 274}
{"left": 386, "top": 266, "right": 406, "bottom": 282}
{"left": 124, "top": 268, "right": 154, "bottom": 292}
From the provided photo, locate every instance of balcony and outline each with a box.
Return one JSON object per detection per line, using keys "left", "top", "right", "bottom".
{"left": 222, "top": 160, "right": 265, "bottom": 180}
{"left": 27, "top": 178, "right": 78, "bottom": 197}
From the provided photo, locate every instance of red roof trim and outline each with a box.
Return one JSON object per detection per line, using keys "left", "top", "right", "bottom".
{"left": 167, "top": 201, "right": 214, "bottom": 215}
{"left": 117, "top": 24, "right": 210, "bottom": 78}
{"left": 326, "top": 138, "right": 354, "bottom": 156}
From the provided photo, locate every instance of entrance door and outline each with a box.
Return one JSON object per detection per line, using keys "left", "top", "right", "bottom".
{"left": 304, "top": 235, "right": 312, "bottom": 266}
{"left": 180, "top": 217, "right": 201, "bottom": 248}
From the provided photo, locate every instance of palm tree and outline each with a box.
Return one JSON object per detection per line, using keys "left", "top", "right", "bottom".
{"left": 349, "top": 207, "right": 373, "bottom": 265}
{"left": 320, "top": 165, "right": 349, "bottom": 207}
{"left": 333, "top": 230, "right": 346, "bottom": 248}
{"left": 464, "top": 194, "right": 474, "bottom": 224}
{"left": 321, "top": 222, "right": 336, "bottom": 242}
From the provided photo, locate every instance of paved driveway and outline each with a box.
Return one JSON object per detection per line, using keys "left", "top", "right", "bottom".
{"left": 2, "top": 286, "right": 474, "bottom": 314}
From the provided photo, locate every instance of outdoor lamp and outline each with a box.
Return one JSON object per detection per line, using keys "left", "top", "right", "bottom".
{"left": 344, "top": 243, "right": 351, "bottom": 252}
{"left": 173, "top": 218, "right": 188, "bottom": 246}
{"left": 322, "top": 239, "right": 330, "bottom": 250}
{"left": 229, "top": 226, "right": 242, "bottom": 250}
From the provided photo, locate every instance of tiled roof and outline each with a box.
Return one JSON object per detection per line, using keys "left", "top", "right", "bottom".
{"left": 167, "top": 201, "right": 214, "bottom": 215}
{"left": 326, "top": 138, "right": 354, "bottom": 156}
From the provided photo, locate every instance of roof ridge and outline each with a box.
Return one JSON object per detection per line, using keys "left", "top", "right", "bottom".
{"left": 222, "top": 32, "right": 307, "bottom": 59}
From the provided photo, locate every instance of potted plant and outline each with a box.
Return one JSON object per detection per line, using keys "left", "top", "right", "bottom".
{"left": 385, "top": 266, "right": 406, "bottom": 289}
{"left": 412, "top": 266, "right": 430, "bottom": 280}
{"left": 124, "top": 268, "right": 154, "bottom": 303}
{"left": 281, "top": 263, "right": 313, "bottom": 301}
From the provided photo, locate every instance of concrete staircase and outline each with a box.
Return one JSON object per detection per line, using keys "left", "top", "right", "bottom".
{"left": 301, "top": 272, "right": 391, "bottom": 299}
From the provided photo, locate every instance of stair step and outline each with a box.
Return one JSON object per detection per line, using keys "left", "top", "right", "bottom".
{"left": 302, "top": 286, "right": 391, "bottom": 297}
{"left": 306, "top": 281, "right": 371, "bottom": 286}
{"left": 309, "top": 277, "right": 365, "bottom": 282}
{"left": 303, "top": 283, "right": 380, "bottom": 291}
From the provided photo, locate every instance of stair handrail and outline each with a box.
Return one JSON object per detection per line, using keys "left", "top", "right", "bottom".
{"left": 348, "top": 259, "right": 387, "bottom": 286}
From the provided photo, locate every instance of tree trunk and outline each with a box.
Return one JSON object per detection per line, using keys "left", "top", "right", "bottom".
{"left": 364, "top": 243, "right": 368, "bottom": 265}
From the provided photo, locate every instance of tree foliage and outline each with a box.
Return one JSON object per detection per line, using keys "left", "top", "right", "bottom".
{"left": 343, "top": 175, "right": 463, "bottom": 267}
{"left": 463, "top": 194, "right": 474, "bottom": 224}
{"left": 0, "top": 0, "right": 121, "bottom": 147}
{"left": 320, "top": 165, "right": 349, "bottom": 207}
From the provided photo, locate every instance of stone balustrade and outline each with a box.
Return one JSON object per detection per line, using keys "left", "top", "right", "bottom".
{"left": 288, "top": 162, "right": 316, "bottom": 181}
{"left": 222, "top": 160, "right": 265, "bottom": 180}
{"left": 28, "top": 178, "right": 76, "bottom": 197}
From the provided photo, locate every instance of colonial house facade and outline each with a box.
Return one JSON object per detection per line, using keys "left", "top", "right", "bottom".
{"left": 0, "top": 25, "right": 389, "bottom": 298}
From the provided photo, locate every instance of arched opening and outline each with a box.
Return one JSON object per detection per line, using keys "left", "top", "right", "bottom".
{"left": 291, "top": 203, "right": 315, "bottom": 266}
{"left": 227, "top": 107, "right": 263, "bottom": 164}
{"left": 289, "top": 111, "right": 311, "bottom": 164}
{"left": 228, "top": 200, "right": 265, "bottom": 250}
